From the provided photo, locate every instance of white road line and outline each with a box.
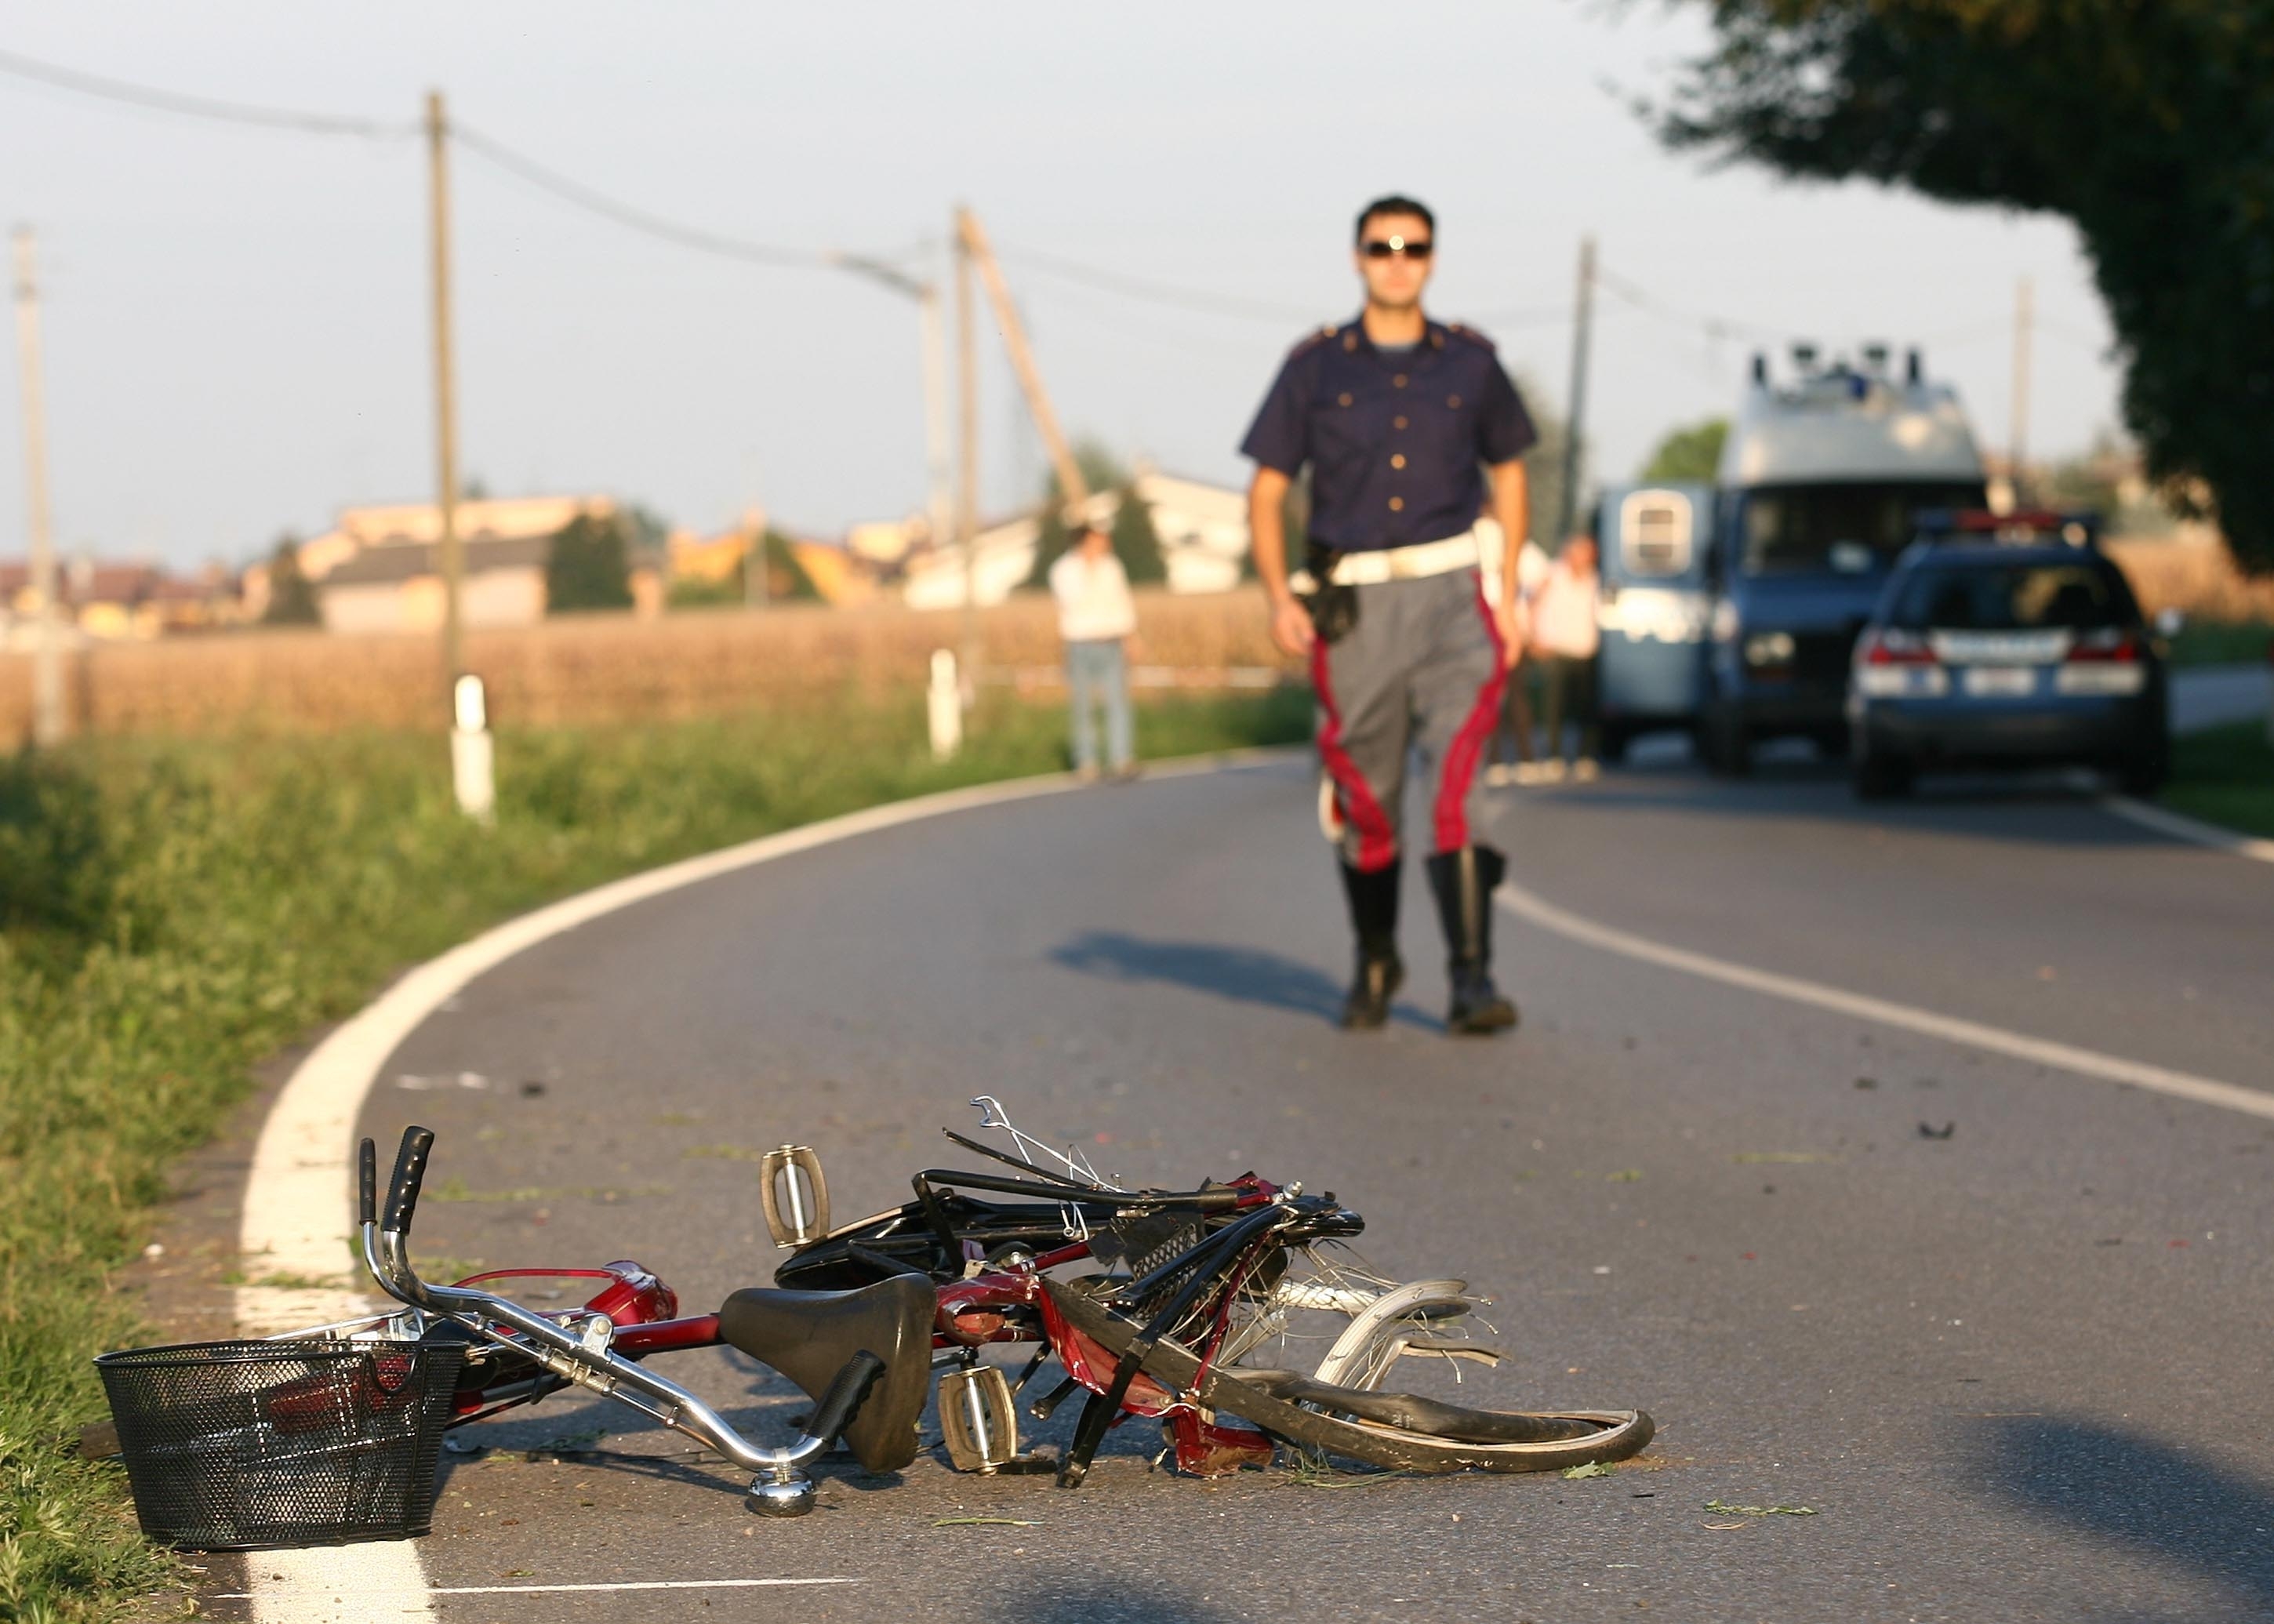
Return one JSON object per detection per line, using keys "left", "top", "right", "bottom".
{"left": 231, "top": 1577, "right": 856, "bottom": 1600}
{"left": 1499, "top": 880, "right": 2274, "bottom": 1123}
{"left": 2096, "top": 790, "right": 2274, "bottom": 864}
{"left": 232, "top": 751, "right": 1286, "bottom": 1624}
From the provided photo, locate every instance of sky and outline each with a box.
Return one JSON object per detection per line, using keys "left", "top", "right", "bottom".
{"left": 1, "top": 2, "right": 2126, "bottom": 570}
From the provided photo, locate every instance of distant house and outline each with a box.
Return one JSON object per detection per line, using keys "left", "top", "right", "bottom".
{"left": 316, "top": 535, "right": 552, "bottom": 634}
{"left": 900, "top": 469, "right": 1251, "bottom": 609}
{"left": 1, "top": 558, "right": 243, "bottom": 642}
{"left": 256, "top": 495, "right": 663, "bottom": 632}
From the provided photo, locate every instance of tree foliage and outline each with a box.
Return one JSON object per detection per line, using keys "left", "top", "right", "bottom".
{"left": 1023, "top": 440, "right": 1164, "bottom": 587}
{"left": 1647, "top": 0, "right": 2274, "bottom": 573}
{"left": 260, "top": 533, "right": 319, "bottom": 626}
{"left": 1641, "top": 417, "right": 1731, "bottom": 483}
{"left": 546, "top": 514, "right": 634, "bottom": 612}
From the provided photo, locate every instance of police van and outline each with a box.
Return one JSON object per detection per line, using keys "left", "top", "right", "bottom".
{"left": 1694, "top": 346, "right": 1988, "bottom": 773}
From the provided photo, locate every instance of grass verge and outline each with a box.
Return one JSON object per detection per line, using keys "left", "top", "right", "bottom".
{"left": 2161, "top": 719, "right": 2274, "bottom": 841}
{"left": 0, "top": 687, "right": 1307, "bottom": 1620}
{"left": 2164, "top": 619, "right": 2273, "bottom": 668}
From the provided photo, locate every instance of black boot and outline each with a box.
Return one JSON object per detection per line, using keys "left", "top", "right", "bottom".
{"left": 1426, "top": 845, "right": 1517, "bottom": 1035}
{"left": 1337, "top": 862, "right": 1403, "bottom": 1030}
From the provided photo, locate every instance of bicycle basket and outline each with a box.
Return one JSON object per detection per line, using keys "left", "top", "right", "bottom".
{"left": 94, "top": 1337, "right": 463, "bottom": 1550}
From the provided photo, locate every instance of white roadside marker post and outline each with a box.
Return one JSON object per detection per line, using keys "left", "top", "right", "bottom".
{"left": 928, "top": 649, "right": 963, "bottom": 762}
{"left": 452, "top": 674, "right": 496, "bottom": 823}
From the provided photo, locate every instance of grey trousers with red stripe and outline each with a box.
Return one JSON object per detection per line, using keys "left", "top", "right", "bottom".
{"left": 1313, "top": 565, "right": 1506, "bottom": 873}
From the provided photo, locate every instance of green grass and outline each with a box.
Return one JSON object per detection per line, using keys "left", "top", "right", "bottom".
{"left": 0, "top": 686, "right": 1307, "bottom": 1620}
{"left": 2162, "top": 719, "right": 2274, "bottom": 840}
{"left": 2164, "top": 618, "right": 2274, "bottom": 667}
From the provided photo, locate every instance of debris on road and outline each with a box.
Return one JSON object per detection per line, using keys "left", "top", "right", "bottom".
{"left": 1918, "top": 1121, "right": 1957, "bottom": 1140}
{"left": 932, "top": 1517, "right": 1041, "bottom": 1528}
{"left": 1563, "top": 1462, "right": 1615, "bottom": 1480}
{"left": 1704, "top": 1499, "right": 1817, "bottom": 1517}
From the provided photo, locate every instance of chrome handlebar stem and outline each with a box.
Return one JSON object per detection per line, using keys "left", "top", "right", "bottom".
{"left": 361, "top": 1219, "right": 840, "bottom": 1513}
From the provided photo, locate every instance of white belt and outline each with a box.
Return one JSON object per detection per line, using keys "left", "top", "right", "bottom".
{"left": 1328, "top": 529, "right": 1480, "bottom": 586}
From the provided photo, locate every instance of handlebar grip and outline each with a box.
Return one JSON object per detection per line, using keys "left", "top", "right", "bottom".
{"left": 803, "top": 1350, "right": 886, "bottom": 1449}
{"left": 358, "top": 1139, "right": 378, "bottom": 1227}
{"left": 382, "top": 1125, "right": 435, "bottom": 1236}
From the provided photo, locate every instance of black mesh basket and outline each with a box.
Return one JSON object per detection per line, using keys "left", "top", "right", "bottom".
{"left": 94, "top": 1337, "right": 463, "bottom": 1550}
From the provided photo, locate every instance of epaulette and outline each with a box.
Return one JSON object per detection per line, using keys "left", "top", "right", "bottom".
{"left": 1442, "top": 321, "right": 1496, "bottom": 353}
{"left": 1288, "top": 324, "right": 1340, "bottom": 358}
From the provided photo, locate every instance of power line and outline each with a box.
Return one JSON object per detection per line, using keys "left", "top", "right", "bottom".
{"left": 0, "top": 44, "right": 409, "bottom": 137}
{"left": 997, "top": 245, "right": 1317, "bottom": 323}
{"left": 449, "top": 121, "right": 829, "bottom": 269}
{"left": 1593, "top": 263, "right": 1791, "bottom": 343}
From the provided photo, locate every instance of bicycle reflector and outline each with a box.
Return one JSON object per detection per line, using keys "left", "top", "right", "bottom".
{"left": 938, "top": 1364, "right": 1019, "bottom": 1473}
{"left": 759, "top": 1145, "right": 830, "bottom": 1248}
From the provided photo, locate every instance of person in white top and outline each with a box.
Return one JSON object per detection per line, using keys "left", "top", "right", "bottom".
{"left": 1529, "top": 533, "right": 1602, "bottom": 780}
{"left": 1488, "top": 536, "right": 1553, "bottom": 786}
{"left": 1048, "top": 522, "right": 1139, "bottom": 779}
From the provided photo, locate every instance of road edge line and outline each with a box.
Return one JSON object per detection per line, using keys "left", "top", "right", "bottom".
{"left": 234, "top": 748, "right": 1288, "bottom": 1622}
{"left": 2095, "top": 790, "right": 2274, "bottom": 865}
{"left": 1498, "top": 879, "right": 2274, "bottom": 1122}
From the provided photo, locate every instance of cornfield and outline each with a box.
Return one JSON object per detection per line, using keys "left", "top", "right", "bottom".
{"left": 0, "top": 588, "right": 1295, "bottom": 742}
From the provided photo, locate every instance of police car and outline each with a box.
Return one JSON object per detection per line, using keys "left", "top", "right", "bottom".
{"left": 1846, "top": 511, "right": 2169, "bottom": 799}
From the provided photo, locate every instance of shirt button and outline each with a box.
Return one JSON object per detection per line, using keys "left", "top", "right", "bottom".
{"left": 1388, "top": 497, "right": 1405, "bottom": 512}
{"left": 1393, "top": 374, "right": 1408, "bottom": 388}
{"left": 1393, "top": 415, "right": 1408, "bottom": 430}
{"left": 1391, "top": 454, "right": 1407, "bottom": 470}
{"left": 1447, "top": 394, "right": 1462, "bottom": 409}
{"left": 1338, "top": 393, "right": 1353, "bottom": 407}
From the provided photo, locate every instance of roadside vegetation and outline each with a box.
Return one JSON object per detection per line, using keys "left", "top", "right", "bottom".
{"left": 2163, "top": 721, "right": 2274, "bottom": 841}
{"left": 0, "top": 687, "right": 1306, "bottom": 1621}
{"left": 2165, "top": 619, "right": 2273, "bottom": 670}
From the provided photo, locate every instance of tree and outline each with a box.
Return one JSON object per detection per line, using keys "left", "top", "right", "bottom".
{"left": 1021, "top": 439, "right": 1163, "bottom": 587}
{"left": 260, "top": 533, "right": 319, "bottom": 626}
{"left": 744, "top": 529, "right": 820, "bottom": 602}
{"left": 545, "top": 513, "right": 634, "bottom": 612}
{"left": 1640, "top": 417, "right": 1730, "bottom": 484}
{"left": 1644, "top": 0, "right": 2274, "bottom": 574}
{"left": 1517, "top": 380, "right": 1574, "bottom": 544}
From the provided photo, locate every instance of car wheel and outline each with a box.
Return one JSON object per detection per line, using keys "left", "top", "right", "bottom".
{"left": 1598, "top": 726, "right": 1630, "bottom": 766}
{"left": 1852, "top": 750, "right": 1914, "bottom": 801}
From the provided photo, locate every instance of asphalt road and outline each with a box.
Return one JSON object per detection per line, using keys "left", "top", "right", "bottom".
{"left": 258, "top": 721, "right": 2272, "bottom": 1624}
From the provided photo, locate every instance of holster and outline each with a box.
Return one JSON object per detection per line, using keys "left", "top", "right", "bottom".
{"left": 1299, "top": 543, "right": 1360, "bottom": 645}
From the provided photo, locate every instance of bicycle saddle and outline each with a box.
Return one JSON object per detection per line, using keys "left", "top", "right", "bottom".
{"left": 717, "top": 1275, "right": 933, "bottom": 1473}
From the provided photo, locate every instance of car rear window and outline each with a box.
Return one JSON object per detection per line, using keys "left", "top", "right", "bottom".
{"left": 1887, "top": 560, "right": 2138, "bottom": 631}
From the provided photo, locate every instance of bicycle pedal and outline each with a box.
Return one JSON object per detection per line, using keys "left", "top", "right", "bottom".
{"left": 939, "top": 1364, "right": 1018, "bottom": 1473}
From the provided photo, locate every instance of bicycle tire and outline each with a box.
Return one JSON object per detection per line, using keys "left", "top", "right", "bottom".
{"left": 1044, "top": 1279, "right": 1653, "bottom": 1474}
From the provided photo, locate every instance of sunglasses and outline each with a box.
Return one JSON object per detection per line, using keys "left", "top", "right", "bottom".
{"left": 1361, "top": 236, "right": 1433, "bottom": 260}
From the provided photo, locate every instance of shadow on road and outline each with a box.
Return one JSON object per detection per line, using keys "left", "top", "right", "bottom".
{"left": 1974, "top": 1412, "right": 2274, "bottom": 1614}
{"left": 1050, "top": 930, "right": 1436, "bottom": 1031}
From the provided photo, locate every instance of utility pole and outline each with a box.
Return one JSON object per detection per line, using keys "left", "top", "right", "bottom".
{"left": 11, "top": 227, "right": 64, "bottom": 747}
{"left": 2009, "top": 275, "right": 2034, "bottom": 506}
{"left": 426, "top": 90, "right": 465, "bottom": 698}
{"left": 1554, "top": 234, "right": 1596, "bottom": 544}
{"left": 742, "top": 504, "right": 769, "bottom": 609}
{"left": 956, "top": 208, "right": 1090, "bottom": 520}
{"left": 917, "top": 282, "right": 954, "bottom": 572}
{"left": 954, "top": 212, "right": 981, "bottom": 695}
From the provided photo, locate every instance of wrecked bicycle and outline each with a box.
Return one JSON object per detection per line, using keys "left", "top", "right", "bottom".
{"left": 89, "top": 1102, "right": 1651, "bottom": 1549}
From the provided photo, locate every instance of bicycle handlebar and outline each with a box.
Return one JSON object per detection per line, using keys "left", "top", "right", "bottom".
{"left": 358, "top": 1137, "right": 378, "bottom": 1229}
{"left": 383, "top": 1124, "right": 434, "bottom": 1237}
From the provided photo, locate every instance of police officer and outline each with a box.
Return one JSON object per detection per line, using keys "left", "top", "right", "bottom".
{"left": 1242, "top": 195, "right": 1537, "bottom": 1034}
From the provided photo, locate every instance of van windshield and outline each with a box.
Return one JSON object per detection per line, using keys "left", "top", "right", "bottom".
{"left": 1888, "top": 559, "right": 2138, "bottom": 631}
{"left": 1738, "top": 482, "right": 1985, "bottom": 576}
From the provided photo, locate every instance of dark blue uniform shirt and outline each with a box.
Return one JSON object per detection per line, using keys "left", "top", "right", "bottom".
{"left": 1240, "top": 315, "right": 1536, "bottom": 552}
